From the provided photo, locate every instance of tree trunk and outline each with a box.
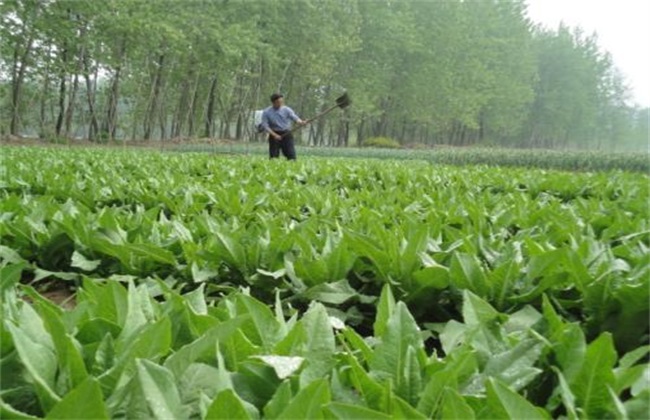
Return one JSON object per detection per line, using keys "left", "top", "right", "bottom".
{"left": 187, "top": 73, "right": 201, "bottom": 137}
{"left": 103, "top": 40, "right": 126, "bottom": 142}
{"left": 64, "top": 71, "right": 80, "bottom": 139}
{"left": 83, "top": 52, "right": 99, "bottom": 141}
{"left": 343, "top": 111, "right": 350, "bottom": 147}
{"left": 235, "top": 113, "right": 243, "bottom": 140}
{"left": 104, "top": 67, "right": 121, "bottom": 141}
{"left": 55, "top": 41, "right": 68, "bottom": 137}
{"left": 172, "top": 68, "right": 192, "bottom": 138}
{"left": 159, "top": 95, "right": 167, "bottom": 142}
{"left": 10, "top": 34, "right": 34, "bottom": 136}
{"left": 205, "top": 74, "right": 218, "bottom": 138}
{"left": 39, "top": 54, "right": 51, "bottom": 138}
{"left": 144, "top": 53, "right": 166, "bottom": 141}
{"left": 357, "top": 116, "right": 366, "bottom": 146}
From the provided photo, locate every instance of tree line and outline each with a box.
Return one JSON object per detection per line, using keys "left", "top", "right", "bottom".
{"left": 1, "top": 0, "right": 647, "bottom": 150}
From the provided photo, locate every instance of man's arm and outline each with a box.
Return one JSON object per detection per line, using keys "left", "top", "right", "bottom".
{"left": 287, "top": 107, "right": 307, "bottom": 126}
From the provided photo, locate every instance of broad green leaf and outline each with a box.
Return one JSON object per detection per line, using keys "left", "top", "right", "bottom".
{"left": 503, "top": 305, "right": 542, "bottom": 334}
{"left": 417, "top": 346, "right": 478, "bottom": 416}
{"left": 324, "top": 402, "right": 391, "bottom": 419}
{"left": 276, "top": 378, "right": 330, "bottom": 420}
{"left": 185, "top": 284, "right": 208, "bottom": 315}
{"left": 619, "top": 345, "right": 650, "bottom": 370}
{"left": 135, "top": 359, "right": 182, "bottom": 419}
{"left": 330, "top": 368, "right": 363, "bottom": 406}
{"left": 409, "top": 265, "right": 450, "bottom": 301}
{"left": 192, "top": 262, "right": 220, "bottom": 283}
{"left": 485, "top": 378, "right": 549, "bottom": 419}
{"left": 631, "top": 365, "right": 650, "bottom": 397}
{"left": 273, "top": 318, "right": 307, "bottom": 356}
{"left": 0, "top": 262, "right": 27, "bottom": 292}
{"left": 607, "top": 386, "right": 628, "bottom": 420}
{"left": 0, "top": 399, "right": 40, "bottom": 420}
{"left": 483, "top": 338, "right": 543, "bottom": 391}
{"left": 45, "top": 378, "right": 108, "bottom": 420}
{"left": 0, "top": 245, "right": 26, "bottom": 264}
{"left": 417, "top": 370, "right": 456, "bottom": 417}
{"left": 403, "top": 345, "right": 423, "bottom": 406}
{"left": 36, "top": 302, "right": 88, "bottom": 391}
{"left": 439, "top": 320, "right": 469, "bottom": 354}
{"left": 541, "top": 294, "right": 565, "bottom": 337}
{"left": 440, "top": 387, "right": 475, "bottom": 419}
{"left": 222, "top": 329, "right": 260, "bottom": 371}
{"left": 178, "top": 363, "right": 226, "bottom": 407}
{"left": 450, "top": 253, "right": 489, "bottom": 296}
{"left": 302, "top": 280, "right": 358, "bottom": 304}
{"left": 390, "top": 394, "right": 427, "bottom": 419}
{"left": 78, "top": 279, "right": 128, "bottom": 328}
{"left": 551, "top": 367, "right": 578, "bottom": 420}
{"left": 527, "top": 249, "right": 566, "bottom": 281}
{"left": 462, "top": 290, "right": 501, "bottom": 326}
{"left": 341, "top": 327, "right": 373, "bottom": 363}
{"left": 76, "top": 318, "right": 122, "bottom": 344}
{"left": 164, "top": 316, "right": 246, "bottom": 378}
{"left": 91, "top": 333, "right": 115, "bottom": 376}
{"left": 609, "top": 282, "right": 650, "bottom": 353}
{"left": 254, "top": 356, "right": 304, "bottom": 379}
{"left": 263, "top": 380, "right": 292, "bottom": 419}
{"left": 369, "top": 302, "right": 423, "bottom": 405}
{"left": 70, "top": 251, "right": 101, "bottom": 271}
{"left": 373, "top": 284, "right": 395, "bottom": 337}
{"left": 345, "top": 353, "right": 388, "bottom": 411}
{"left": 232, "top": 361, "right": 281, "bottom": 410}
{"left": 615, "top": 364, "right": 648, "bottom": 396}
{"left": 123, "top": 243, "right": 176, "bottom": 265}
{"left": 206, "top": 389, "right": 256, "bottom": 420}
{"left": 571, "top": 333, "right": 617, "bottom": 419}
{"left": 623, "top": 389, "right": 650, "bottom": 420}
{"left": 117, "top": 282, "right": 148, "bottom": 349}
{"left": 554, "top": 323, "right": 586, "bottom": 382}
{"left": 32, "top": 268, "right": 79, "bottom": 282}
{"left": 299, "top": 303, "right": 336, "bottom": 386}
{"left": 98, "top": 317, "right": 172, "bottom": 395}
{"left": 236, "top": 295, "right": 282, "bottom": 350}
{"left": 6, "top": 316, "right": 60, "bottom": 412}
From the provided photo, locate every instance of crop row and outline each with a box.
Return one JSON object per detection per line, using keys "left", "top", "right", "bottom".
{"left": 172, "top": 143, "right": 650, "bottom": 173}
{"left": 1, "top": 147, "right": 648, "bottom": 351}
{"left": 1, "top": 146, "right": 649, "bottom": 418}
{"left": 2, "top": 272, "right": 648, "bottom": 418}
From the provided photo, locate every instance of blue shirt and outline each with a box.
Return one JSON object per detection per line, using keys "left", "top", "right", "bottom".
{"left": 261, "top": 106, "right": 300, "bottom": 132}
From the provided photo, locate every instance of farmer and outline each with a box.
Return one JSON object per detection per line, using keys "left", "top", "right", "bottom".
{"left": 261, "top": 93, "right": 307, "bottom": 160}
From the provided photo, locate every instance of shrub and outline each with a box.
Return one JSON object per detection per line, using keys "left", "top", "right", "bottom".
{"left": 361, "top": 136, "right": 401, "bottom": 149}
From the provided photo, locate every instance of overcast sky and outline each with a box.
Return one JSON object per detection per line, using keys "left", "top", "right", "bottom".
{"left": 526, "top": 0, "right": 650, "bottom": 107}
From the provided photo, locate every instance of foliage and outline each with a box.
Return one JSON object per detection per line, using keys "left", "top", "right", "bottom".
{"left": 173, "top": 143, "right": 650, "bottom": 173}
{"left": 0, "top": 0, "right": 644, "bottom": 150}
{"left": 1, "top": 146, "right": 649, "bottom": 417}
{"left": 360, "top": 137, "right": 400, "bottom": 149}
{"left": 2, "top": 275, "right": 648, "bottom": 418}
{"left": 1, "top": 147, "right": 648, "bottom": 351}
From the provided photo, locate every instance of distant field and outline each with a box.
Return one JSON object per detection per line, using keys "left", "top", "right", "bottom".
{"left": 1, "top": 146, "right": 648, "bottom": 418}
{"left": 173, "top": 142, "right": 650, "bottom": 172}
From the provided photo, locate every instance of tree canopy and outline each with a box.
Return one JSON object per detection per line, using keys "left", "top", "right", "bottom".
{"left": 0, "top": 0, "right": 646, "bottom": 150}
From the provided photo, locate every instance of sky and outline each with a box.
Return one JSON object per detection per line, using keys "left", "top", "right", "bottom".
{"left": 526, "top": 0, "right": 650, "bottom": 107}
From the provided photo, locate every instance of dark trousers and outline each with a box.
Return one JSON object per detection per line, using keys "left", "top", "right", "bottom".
{"left": 269, "top": 131, "right": 296, "bottom": 160}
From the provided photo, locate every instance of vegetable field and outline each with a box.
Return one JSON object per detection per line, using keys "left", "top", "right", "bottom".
{"left": 1, "top": 147, "right": 649, "bottom": 419}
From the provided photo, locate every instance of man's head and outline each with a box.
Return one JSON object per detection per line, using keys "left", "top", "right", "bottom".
{"left": 270, "top": 93, "right": 284, "bottom": 109}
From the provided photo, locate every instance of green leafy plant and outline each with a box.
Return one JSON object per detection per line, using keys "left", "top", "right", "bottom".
{"left": 2, "top": 280, "right": 647, "bottom": 418}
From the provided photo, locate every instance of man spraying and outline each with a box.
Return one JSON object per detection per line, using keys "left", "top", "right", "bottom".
{"left": 261, "top": 93, "right": 307, "bottom": 160}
